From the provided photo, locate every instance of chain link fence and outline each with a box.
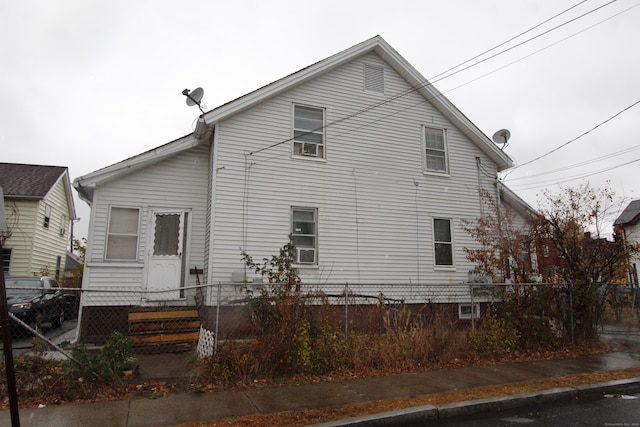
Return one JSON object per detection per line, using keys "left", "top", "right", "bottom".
{"left": 2, "top": 280, "right": 639, "bottom": 404}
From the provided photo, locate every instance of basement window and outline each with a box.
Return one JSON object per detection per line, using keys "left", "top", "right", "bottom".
{"left": 459, "top": 303, "right": 480, "bottom": 319}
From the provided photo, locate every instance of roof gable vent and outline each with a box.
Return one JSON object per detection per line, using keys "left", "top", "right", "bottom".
{"left": 364, "top": 64, "right": 384, "bottom": 93}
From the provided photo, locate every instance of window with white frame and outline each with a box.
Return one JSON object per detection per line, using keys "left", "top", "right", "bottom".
{"left": 291, "top": 207, "right": 317, "bottom": 264}
{"left": 458, "top": 303, "right": 480, "bottom": 319}
{"left": 106, "top": 207, "right": 140, "bottom": 260}
{"left": 2, "top": 248, "right": 11, "bottom": 275}
{"left": 43, "top": 204, "right": 52, "bottom": 228}
{"left": 424, "top": 126, "right": 448, "bottom": 173}
{"left": 60, "top": 214, "right": 67, "bottom": 236}
{"left": 433, "top": 218, "right": 453, "bottom": 266}
{"left": 293, "top": 105, "right": 325, "bottom": 158}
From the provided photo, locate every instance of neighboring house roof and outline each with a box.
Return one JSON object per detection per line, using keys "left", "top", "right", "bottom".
{"left": 0, "top": 163, "right": 65, "bottom": 198}
{"left": 614, "top": 199, "right": 640, "bottom": 227}
{"left": 0, "top": 162, "right": 77, "bottom": 219}
{"left": 74, "top": 35, "right": 514, "bottom": 204}
{"left": 65, "top": 251, "right": 82, "bottom": 271}
{"left": 499, "top": 183, "right": 537, "bottom": 219}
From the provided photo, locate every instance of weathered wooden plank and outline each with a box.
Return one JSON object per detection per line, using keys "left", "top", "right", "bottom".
{"left": 130, "top": 320, "right": 201, "bottom": 333}
{"left": 128, "top": 310, "right": 199, "bottom": 322}
{"left": 131, "top": 331, "right": 200, "bottom": 344}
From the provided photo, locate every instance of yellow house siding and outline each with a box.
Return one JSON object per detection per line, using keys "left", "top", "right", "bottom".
{"left": 3, "top": 199, "right": 38, "bottom": 276}
{"left": 30, "top": 177, "right": 72, "bottom": 276}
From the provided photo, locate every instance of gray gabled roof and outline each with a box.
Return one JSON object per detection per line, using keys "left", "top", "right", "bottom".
{"left": 0, "top": 162, "right": 77, "bottom": 220}
{"left": 614, "top": 199, "right": 640, "bottom": 226}
{"left": 0, "top": 162, "right": 67, "bottom": 198}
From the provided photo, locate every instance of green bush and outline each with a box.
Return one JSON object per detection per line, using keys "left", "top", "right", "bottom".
{"left": 63, "top": 331, "right": 136, "bottom": 379}
{"left": 469, "top": 313, "right": 520, "bottom": 358}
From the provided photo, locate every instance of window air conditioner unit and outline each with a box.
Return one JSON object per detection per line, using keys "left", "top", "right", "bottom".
{"left": 297, "top": 248, "right": 316, "bottom": 264}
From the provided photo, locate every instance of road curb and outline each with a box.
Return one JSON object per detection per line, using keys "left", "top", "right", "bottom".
{"left": 307, "top": 378, "right": 640, "bottom": 427}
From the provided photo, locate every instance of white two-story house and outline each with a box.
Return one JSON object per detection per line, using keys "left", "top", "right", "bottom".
{"left": 73, "top": 36, "right": 522, "bottom": 343}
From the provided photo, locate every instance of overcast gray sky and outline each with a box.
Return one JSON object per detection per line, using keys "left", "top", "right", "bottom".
{"left": 2, "top": 0, "right": 639, "bottom": 240}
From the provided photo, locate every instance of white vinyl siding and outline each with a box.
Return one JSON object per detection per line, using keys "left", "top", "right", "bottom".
{"left": 82, "top": 143, "right": 209, "bottom": 299}
{"left": 209, "top": 51, "right": 496, "bottom": 290}
{"left": 79, "top": 49, "right": 511, "bottom": 306}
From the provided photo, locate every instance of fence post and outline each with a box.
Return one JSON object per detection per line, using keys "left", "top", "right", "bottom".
{"left": 345, "top": 282, "right": 349, "bottom": 335}
{"left": 214, "top": 282, "right": 221, "bottom": 354}
{"left": 470, "top": 283, "right": 475, "bottom": 332}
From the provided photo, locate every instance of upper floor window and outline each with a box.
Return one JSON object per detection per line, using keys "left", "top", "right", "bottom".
{"left": 106, "top": 207, "right": 140, "bottom": 261}
{"left": 291, "top": 207, "right": 317, "bottom": 264}
{"left": 424, "top": 126, "right": 448, "bottom": 173}
{"left": 293, "top": 105, "right": 325, "bottom": 159}
{"left": 433, "top": 218, "right": 453, "bottom": 267}
{"left": 60, "top": 214, "right": 67, "bottom": 237}
{"left": 43, "top": 204, "right": 52, "bottom": 228}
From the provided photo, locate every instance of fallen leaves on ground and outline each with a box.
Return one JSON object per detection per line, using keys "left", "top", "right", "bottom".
{"left": 175, "top": 366, "right": 640, "bottom": 427}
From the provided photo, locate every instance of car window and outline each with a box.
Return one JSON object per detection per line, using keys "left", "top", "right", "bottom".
{"left": 5, "top": 278, "right": 42, "bottom": 297}
{"left": 43, "top": 278, "right": 60, "bottom": 291}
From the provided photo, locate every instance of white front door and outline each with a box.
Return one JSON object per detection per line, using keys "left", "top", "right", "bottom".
{"left": 146, "top": 211, "right": 187, "bottom": 300}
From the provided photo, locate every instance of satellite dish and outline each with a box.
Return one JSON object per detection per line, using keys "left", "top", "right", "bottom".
{"left": 184, "top": 87, "right": 204, "bottom": 107}
{"left": 492, "top": 129, "right": 511, "bottom": 150}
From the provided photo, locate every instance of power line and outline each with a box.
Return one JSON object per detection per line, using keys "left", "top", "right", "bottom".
{"left": 507, "top": 145, "right": 640, "bottom": 182}
{"left": 502, "top": 99, "right": 640, "bottom": 179}
{"left": 438, "top": 1, "right": 640, "bottom": 99}
{"left": 429, "top": 1, "right": 588, "bottom": 81}
{"left": 248, "top": 1, "right": 622, "bottom": 157}
{"left": 431, "top": 0, "right": 618, "bottom": 85}
{"left": 507, "top": 157, "right": 640, "bottom": 191}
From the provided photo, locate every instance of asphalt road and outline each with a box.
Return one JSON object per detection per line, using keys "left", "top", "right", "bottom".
{"left": 431, "top": 392, "right": 640, "bottom": 426}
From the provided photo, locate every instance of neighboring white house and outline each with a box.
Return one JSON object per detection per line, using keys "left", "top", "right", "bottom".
{"left": 614, "top": 199, "right": 640, "bottom": 286}
{"left": 74, "top": 36, "right": 527, "bottom": 342}
{"left": 1, "top": 163, "right": 77, "bottom": 278}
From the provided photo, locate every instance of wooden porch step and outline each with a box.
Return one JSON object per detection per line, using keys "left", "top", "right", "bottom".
{"left": 128, "top": 308, "right": 201, "bottom": 354}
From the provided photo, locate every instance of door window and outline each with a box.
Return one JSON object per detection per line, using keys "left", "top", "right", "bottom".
{"left": 154, "top": 214, "right": 181, "bottom": 256}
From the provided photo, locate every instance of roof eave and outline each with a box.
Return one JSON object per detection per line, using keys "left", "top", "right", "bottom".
{"left": 73, "top": 133, "right": 205, "bottom": 202}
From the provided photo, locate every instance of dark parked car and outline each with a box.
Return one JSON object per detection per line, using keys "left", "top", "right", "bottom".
{"left": 5, "top": 276, "right": 65, "bottom": 333}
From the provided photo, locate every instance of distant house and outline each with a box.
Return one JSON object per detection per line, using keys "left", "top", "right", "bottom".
{"left": 614, "top": 199, "right": 640, "bottom": 286}
{"left": 0, "top": 163, "right": 77, "bottom": 278}
{"left": 74, "top": 36, "right": 532, "bottom": 343}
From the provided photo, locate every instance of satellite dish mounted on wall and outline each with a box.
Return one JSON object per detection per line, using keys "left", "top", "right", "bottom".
{"left": 492, "top": 129, "right": 511, "bottom": 150}
{"left": 182, "top": 87, "right": 206, "bottom": 115}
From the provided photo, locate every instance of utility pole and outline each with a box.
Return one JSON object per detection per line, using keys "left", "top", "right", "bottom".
{"left": 0, "top": 186, "right": 20, "bottom": 426}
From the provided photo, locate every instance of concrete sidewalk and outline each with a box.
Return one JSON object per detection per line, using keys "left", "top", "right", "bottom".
{"left": 2, "top": 347, "right": 640, "bottom": 427}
